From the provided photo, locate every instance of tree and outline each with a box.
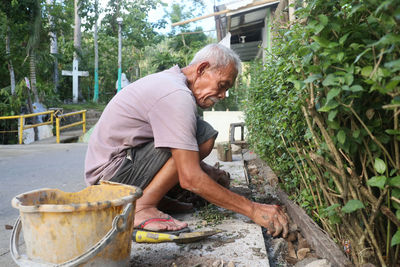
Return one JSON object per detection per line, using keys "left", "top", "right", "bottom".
{"left": 93, "top": 0, "right": 99, "bottom": 102}
{"left": 47, "top": 0, "right": 58, "bottom": 93}
{"left": 26, "top": 0, "right": 42, "bottom": 104}
{"left": 6, "top": 25, "right": 16, "bottom": 95}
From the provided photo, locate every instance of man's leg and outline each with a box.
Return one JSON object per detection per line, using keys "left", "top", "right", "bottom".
{"left": 110, "top": 118, "right": 218, "bottom": 231}
{"left": 133, "top": 136, "right": 216, "bottom": 231}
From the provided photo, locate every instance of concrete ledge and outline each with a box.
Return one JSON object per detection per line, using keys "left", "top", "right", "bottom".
{"left": 276, "top": 189, "right": 353, "bottom": 267}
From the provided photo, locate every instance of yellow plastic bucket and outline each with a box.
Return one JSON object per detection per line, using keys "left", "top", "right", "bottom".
{"left": 10, "top": 181, "right": 142, "bottom": 267}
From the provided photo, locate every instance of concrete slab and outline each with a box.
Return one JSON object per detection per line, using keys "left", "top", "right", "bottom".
{"left": 131, "top": 150, "right": 269, "bottom": 267}
{"left": 131, "top": 214, "right": 268, "bottom": 267}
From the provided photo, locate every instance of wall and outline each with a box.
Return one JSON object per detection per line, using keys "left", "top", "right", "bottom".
{"left": 203, "top": 111, "right": 246, "bottom": 143}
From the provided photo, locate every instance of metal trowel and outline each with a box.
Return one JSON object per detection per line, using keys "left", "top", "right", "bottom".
{"left": 133, "top": 229, "right": 222, "bottom": 244}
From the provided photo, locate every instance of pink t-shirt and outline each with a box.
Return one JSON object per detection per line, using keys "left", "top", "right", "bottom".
{"left": 84, "top": 66, "right": 198, "bottom": 185}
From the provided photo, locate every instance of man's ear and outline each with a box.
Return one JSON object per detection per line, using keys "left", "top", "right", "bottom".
{"left": 196, "top": 61, "right": 210, "bottom": 76}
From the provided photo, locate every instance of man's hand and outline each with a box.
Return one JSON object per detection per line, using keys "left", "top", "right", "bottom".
{"left": 251, "top": 202, "right": 289, "bottom": 238}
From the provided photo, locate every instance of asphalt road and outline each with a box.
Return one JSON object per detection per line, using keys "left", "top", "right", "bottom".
{"left": 0, "top": 143, "right": 88, "bottom": 266}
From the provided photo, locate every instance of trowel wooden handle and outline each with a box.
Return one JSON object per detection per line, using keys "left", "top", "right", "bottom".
{"left": 133, "top": 230, "right": 177, "bottom": 243}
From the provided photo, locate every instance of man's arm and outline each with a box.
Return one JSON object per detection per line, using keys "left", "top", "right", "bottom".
{"left": 171, "top": 148, "right": 288, "bottom": 237}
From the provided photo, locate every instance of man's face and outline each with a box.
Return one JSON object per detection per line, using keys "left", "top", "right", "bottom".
{"left": 192, "top": 62, "right": 238, "bottom": 109}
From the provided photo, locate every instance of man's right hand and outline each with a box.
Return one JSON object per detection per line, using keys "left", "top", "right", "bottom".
{"left": 251, "top": 202, "right": 289, "bottom": 238}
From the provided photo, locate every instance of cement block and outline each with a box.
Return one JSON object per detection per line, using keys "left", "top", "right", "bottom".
{"left": 216, "top": 142, "right": 232, "bottom": 162}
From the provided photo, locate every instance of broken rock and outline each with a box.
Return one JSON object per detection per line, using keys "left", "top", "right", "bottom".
{"left": 287, "top": 241, "right": 297, "bottom": 258}
{"left": 305, "top": 259, "right": 332, "bottom": 267}
{"left": 231, "top": 144, "right": 242, "bottom": 154}
{"left": 297, "top": 233, "right": 309, "bottom": 250}
{"left": 297, "top": 248, "right": 310, "bottom": 260}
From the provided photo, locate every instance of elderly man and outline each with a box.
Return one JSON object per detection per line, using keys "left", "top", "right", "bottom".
{"left": 85, "top": 44, "right": 288, "bottom": 237}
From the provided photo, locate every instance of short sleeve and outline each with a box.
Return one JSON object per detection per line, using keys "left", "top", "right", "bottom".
{"left": 148, "top": 90, "right": 198, "bottom": 151}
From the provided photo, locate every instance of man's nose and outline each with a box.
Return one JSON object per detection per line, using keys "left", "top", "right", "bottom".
{"left": 218, "top": 90, "right": 226, "bottom": 99}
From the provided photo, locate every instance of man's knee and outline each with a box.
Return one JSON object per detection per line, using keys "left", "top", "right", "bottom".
{"left": 199, "top": 136, "right": 216, "bottom": 159}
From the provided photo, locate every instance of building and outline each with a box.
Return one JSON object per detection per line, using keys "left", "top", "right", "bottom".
{"left": 214, "top": 0, "right": 281, "bottom": 62}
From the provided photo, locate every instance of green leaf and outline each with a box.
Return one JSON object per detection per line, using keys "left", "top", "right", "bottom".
{"left": 327, "top": 88, "right": 341, "bottom": 103}
{"left": 391, "top": 230, "right": 400, "bottom": 247}
{"left": 352, "top": 129, "right": 360, "bottom": 138}
{"left": 374, "top": 158, "right": 386, "bottom": 174}
{"left": 312, "top": 36, "right": 330, "bottom": 47}
{"left": 318, "top": 100, "right": 339, "bottom": 112}
{"left": 304, "top": 74, "right": 322, "bottom": 83}
{"left": 394, "top": 201, "right": 400, "bottom": 210}
{"left": 354, "top": 48, "right": 371, "bottom": 63}
{"left": 361, "top": 66, "right": 373, "bottom": 77}
{"left": 377, "top": 134, "right": 390, "bottom": 144}
{"left": 337, "top": 130, "right": 346, "bottom": 144}
{"left": 367, "top": 176, "right": 387, "bottom": 189}
{"left": 342, "top": 200, "right": 365, "bottom": 213}
{"left": 372, "top": 33, "right": 400, "bottom": 46}
{"left": 396, "top": 210, "right": 400, "bottom": 221}
{"left": 314, "top": 24, "right": 325, "bottom": 34}
{"left": 337, "top": 52, "right": 345, "bottom": 62}
{"left": 384, "top": 59, "right": 400, "bottom": 71}
{"left": 339, "top": 33, "right": 351, "bottom": 45}
{"left": 344, "top": 73, "right": 354, "bottom": 86}
{"left": 389, "top": 176, "right": 400, "bottom": 187}
{"left": 322, "top": 74, "right": 338, "bottom": 86}
{"left": 327, "top": 120, "right": 340, "bottom": 130}
{"left": 318, "top": 14, "right": 328, "bottom": 26}
{"left": 325, "top": 203, "right": 340, "bottom": 213}
{"left": 328, "top": 42, "right": 339, "bottom": 48}
{"left": 386, "top": 129, "right": 400, "bottom": 135}
{"left": 385, "top": 79, "right": 400, "bottom": 92}
{"left": 390, "top": 169, "right": 398, "bottom": 176}
{"left": 328, "top": 110, "right": 338, "bottom": 121}
{"left": 392, "top": 188, "right": 400, "bottom": 198}
{"left": 349, "top": 85, "right": 364, "bottom": 92}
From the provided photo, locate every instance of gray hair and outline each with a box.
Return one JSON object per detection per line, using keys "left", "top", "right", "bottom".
{"left": 190, "top": 44, "right": 242, "bottom": 74}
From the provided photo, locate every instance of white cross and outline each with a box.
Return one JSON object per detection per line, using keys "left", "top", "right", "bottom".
{"left": 62, "top": 58, "right": 89, "bottom": 103}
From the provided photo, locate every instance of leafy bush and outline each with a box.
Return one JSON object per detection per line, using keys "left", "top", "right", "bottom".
{"left": 0, "top": 81, "right": 25, "bottom": 144}
{"left": 245, "top": 0, "right": 400, "bottom": 265}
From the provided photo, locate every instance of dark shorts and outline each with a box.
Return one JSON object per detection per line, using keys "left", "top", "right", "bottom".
{"left": 109, "top": 117, "right": 218, "bottom": 189}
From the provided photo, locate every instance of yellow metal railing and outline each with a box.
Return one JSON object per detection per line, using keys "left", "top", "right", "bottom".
{"left": 55, "top": 110, "right": 86, "bottom": 143}
{"left": 0, "top": 111, "right": 55, "bottom": 144}
{"left": 0, "top": 109, "right": 87, "bottom": 144}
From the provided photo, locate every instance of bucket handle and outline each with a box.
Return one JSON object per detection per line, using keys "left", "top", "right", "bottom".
{"left": 10, "top": 203, "right": 133, "bottom": 267}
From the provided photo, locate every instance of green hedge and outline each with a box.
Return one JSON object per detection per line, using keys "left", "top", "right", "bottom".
{"left": 244, "top": 0, "right": 400, "bottom": 265}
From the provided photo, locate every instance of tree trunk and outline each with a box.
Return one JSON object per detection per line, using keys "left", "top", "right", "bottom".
{"left": 47, "top": 0, "right": 58, "bottom": 93}
{"left": 28, "top": 54, "right": 39, "bottom": 141}
{"left": 6, "top": 26, "right": 15, "bottom": 95}
{"left": 93, "top": 0, "right": 99, "bottom": 102}
{"left": 74, "top": 0, "right": 82, "bottom": 102}
{"left": 288, "top": 0, "right": 295, "bottom": 22}
{"left": 29, "top": 52, "right": 40, "bottom": 103}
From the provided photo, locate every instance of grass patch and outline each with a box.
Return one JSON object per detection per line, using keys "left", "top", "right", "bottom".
{"left": 195, "top": 204, "right": 234, "bottom": 227}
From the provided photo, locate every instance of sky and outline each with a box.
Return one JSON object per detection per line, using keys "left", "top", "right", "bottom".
{"left": 98, "top": 0, "right": 227, "bottom": 36}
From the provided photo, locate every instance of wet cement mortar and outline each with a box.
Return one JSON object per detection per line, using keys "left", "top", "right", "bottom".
{"left": 243, "top": 150, "right": 321, "bottom": 267}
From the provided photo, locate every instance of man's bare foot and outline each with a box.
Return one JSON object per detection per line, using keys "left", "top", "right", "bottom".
{"left": 134, "top": 207, "right": 188, "bottom": 232}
